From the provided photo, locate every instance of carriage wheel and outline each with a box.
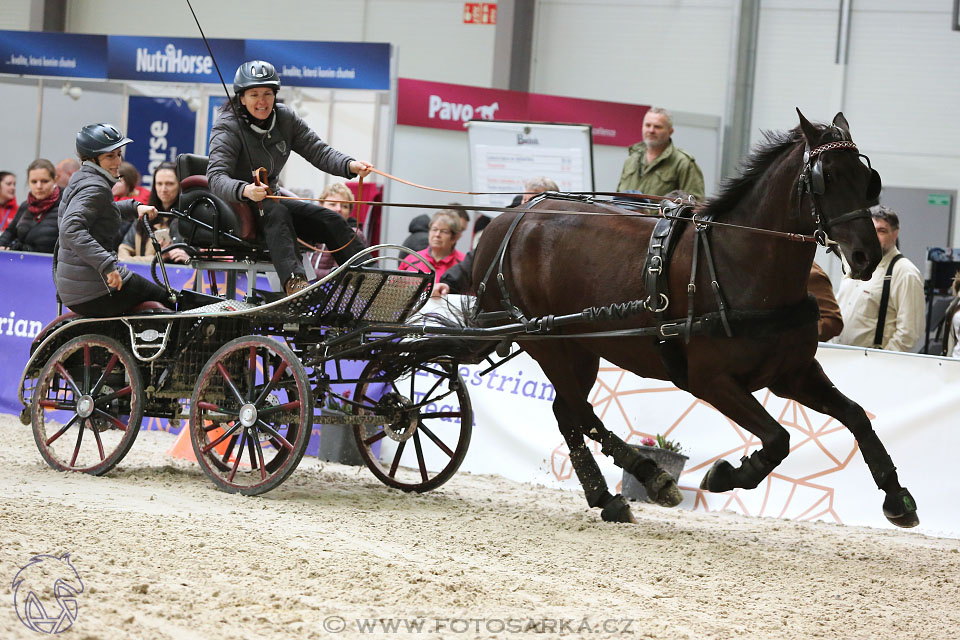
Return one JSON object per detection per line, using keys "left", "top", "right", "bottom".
{"left": 31, "top": 335, "right": 144, "bottom": 475}
{"left": 190, "top": 336, "right": 312, "bottom": 495}
{"left": 353, "top": 358, "right": 472, "bottom": 492}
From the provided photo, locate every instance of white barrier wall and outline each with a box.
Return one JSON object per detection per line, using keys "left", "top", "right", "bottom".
{"left": 427, "top": 298, "right": 960, "bottom": 539}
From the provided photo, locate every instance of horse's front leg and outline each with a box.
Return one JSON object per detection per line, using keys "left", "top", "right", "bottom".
{"left": 692, "top": 375, "right": 792, "bottom": 493}
{"left": 769, "top": 359, "right": 919, "bottom": 528}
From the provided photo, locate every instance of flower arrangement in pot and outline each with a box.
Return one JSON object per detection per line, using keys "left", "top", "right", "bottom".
{"left": 621, "top": 433, "right": 688, "bottom": 503}
{"left": 311, "top": 390, "right": 363, "bottom": 465}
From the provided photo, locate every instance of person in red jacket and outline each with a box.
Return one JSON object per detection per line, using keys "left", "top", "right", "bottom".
{"left": 0, "top": 171, "right": 17, "bottom": 232}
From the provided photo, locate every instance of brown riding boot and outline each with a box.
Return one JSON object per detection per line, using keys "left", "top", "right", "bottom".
{"left": 284, "top": 274, "right": 309, "bottom": 296}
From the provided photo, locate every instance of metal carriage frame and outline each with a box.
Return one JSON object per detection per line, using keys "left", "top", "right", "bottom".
{"left": 18, "top": 246, "right": 494, "bottom": 496}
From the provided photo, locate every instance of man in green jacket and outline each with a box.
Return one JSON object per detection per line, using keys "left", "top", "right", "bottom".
{"left": 617, "top": 107, "right": 705, "bottom": 200}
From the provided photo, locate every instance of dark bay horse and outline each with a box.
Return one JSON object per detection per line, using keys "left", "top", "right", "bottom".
{"left": 469, "top": 111, "right": 919, "bottom": 527}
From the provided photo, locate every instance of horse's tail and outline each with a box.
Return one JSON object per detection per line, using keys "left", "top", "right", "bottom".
{"left": 377, "top": 296, "right": 498, "bottom": 368}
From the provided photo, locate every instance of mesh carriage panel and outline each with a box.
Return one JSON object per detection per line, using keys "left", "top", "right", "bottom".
{"left": 238, "top": 268, "right": 433, "bottom": 327}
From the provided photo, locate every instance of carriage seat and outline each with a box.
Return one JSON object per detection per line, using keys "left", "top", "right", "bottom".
{"left": 31, "top": 301, "right": 171, "bottom": 349}
{"left": 176, "top": 153, "right": 258, "bottom": 247}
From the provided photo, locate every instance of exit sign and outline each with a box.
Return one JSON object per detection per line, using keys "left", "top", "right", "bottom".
{"left": 464, "top": 3, "right": 497, "bottom": 24}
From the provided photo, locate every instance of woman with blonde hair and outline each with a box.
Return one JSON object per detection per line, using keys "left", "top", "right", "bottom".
{"left": 309, "top": 183, "right": 361, "bottom": 279}
{"left": 940, "top": 272, "right": 960, "bottom": 358}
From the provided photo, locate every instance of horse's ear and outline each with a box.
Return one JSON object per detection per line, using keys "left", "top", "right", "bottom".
{"left": 832, "top": 112, "right": 850, "bottom": 132}
{"left": 796, "top": 108, "right": 818, "bottom": 143}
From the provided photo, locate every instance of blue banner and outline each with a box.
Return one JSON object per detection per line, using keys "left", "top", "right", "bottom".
{"left": 107, "top": 35, "right": 245, "bottom": 84}
{"left": 245, "top": 39, "right": 390, "bottom": 90}
{"left": 206, "top": 95, "right": 227, "bottom": 155}
{"left": 1, "top": 31, "right": 391, "bottom": 90}
{"left": 126, "top": 96, "right": 197, "bottom": 189}
{"left": 0, "top": 30, "right": 106, "bottom": 78}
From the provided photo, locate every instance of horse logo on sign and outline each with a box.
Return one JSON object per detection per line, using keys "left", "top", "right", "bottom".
{"left": 11, "top": 553, "right": 85, "bottom": 634}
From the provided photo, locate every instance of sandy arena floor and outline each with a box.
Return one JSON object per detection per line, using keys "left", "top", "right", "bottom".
{"left": 1, "top": 413, "right": 958, "bottom": 640}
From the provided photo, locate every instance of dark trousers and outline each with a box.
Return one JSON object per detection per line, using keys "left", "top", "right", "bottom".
{"left": 68, "top": 272, "right": 173, "bottom": 317}
{"left": 260, "top": 199, "right": 366, "bottom": 286}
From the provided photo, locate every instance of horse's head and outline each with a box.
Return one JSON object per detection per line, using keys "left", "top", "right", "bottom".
{"left": 797, "top": 109, "right": 882, "bottom": 280}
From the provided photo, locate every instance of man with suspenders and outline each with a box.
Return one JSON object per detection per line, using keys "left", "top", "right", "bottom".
{"left": 833, "top": 206, "right": 925, "bottom": 351}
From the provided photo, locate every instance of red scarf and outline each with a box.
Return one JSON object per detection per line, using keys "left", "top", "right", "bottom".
{"left": 27, "top": 186, "right": 60, "bottom": 221}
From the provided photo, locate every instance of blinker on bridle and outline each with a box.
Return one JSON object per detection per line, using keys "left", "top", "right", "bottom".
{"left": 798, "top": 138, "right": 882, "bottom": 253}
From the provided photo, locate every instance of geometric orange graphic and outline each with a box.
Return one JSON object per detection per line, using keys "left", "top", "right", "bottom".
{"left": 550, "top": 365, "right": 877, "bottom": 525}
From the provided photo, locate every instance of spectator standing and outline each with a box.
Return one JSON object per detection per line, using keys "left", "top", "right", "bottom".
{"left": 940, "top": 273, "right": 960, "bottom": 358}
{"left": 55, "top": 158, "right": 80, "bottom": 189}
{"left": 808, "top": 261, "right": 843, "bottom": 341}
{"left": 118, "top": 162, "right": 190, "bottom": 264}
{"left": 309, "top": 182, "right": 361, "bottom": 279}
{"left": 0, "top": 171, "right": 17, "bottom": 232}
{"left": 0, "top": 159, "right": 61, "bottom": 253}
{"left": 207, "top": 59, "right": 371, "bottom": 295}
{"left": 617, "top": 107, "right": 705, "bottom": 199}
{"left": 399, "top": 209, "right": 464, "bottom": 285}
{"left": 833, "top": 205, "right": 925, "bottom": 351}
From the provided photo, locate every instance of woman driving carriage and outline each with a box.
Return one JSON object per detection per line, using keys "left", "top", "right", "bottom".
{"left": 55, "top": 123, "right": 174, "bottom": 317}
{"left": 207, "top": 60, "right": 373, "bottom": 296}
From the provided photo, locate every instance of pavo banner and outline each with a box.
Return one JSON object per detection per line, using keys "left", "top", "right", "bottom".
{"left": 125, "top": 96, "right": 197, "bottom": 190}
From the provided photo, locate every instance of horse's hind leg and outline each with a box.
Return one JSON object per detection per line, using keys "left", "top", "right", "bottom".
{"left": 770, "top": 359, "right": 918, "bottom": 528}
{"left": 529, "top": 343, "right": 682, "bottom": 522}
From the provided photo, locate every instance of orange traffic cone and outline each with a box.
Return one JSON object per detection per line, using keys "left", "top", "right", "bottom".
{"left": 167, "top": 426, "right": 197, "bottom": 462}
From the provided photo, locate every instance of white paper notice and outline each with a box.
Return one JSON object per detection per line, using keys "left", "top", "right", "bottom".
{"left": 471, "top": 145, "right": 586, "bottom": 208}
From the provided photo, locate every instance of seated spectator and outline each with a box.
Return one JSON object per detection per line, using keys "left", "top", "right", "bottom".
{"left": 55, "top": 157, "right": 80, "bottom": 189}
{"left": 0, "top": 159, "right": 61, "bottom": 253}
{"left": 0, "top": 171, "right": 17, "bottom": 232}
{"left": 403, "top": 214, "right": 430, "bottom": 251}
{"left": 509, "top": 176, "right": 560, "bottom": 208}
{"left": 117, "top": 162, "right": 190, "bottom": 264}
{"left": 309, "top": 182, "right": 362, "bottom": 279}
{"left": 111, "top": 161, "right": 150, "bottom": 250}
{"left": 399, "top": 209, "right": 465, "bottom": 285}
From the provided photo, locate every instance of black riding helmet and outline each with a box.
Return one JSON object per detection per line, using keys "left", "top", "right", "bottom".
{"left": 76, "top": 123, "right": 132, "bottom": 161}
{"left": 233, "top": 60, "right": 281, "bottom": 95}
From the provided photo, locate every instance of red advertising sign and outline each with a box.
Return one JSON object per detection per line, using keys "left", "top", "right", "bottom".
{"left": 463, "top": 3, "right": 497, "bottom": 24}
{"left": 396, "top": 78, "right": 648, "bottom": 147}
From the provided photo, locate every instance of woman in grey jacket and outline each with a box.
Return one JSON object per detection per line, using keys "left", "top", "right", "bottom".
{"left": 56, "top": 123, "right": 173, "bottom": 317}
{"left": 207, "top": 60, "right": 373, "bottom": 295}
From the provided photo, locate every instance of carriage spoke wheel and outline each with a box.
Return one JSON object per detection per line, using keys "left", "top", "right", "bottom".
{"left": 353, "top": 358, "right": 472, "bottom": 492}
{"left": 31, "top": 335, "right": 144, "bottom": 475}
{"left": 190, "top": 336, "right": 312, "bottom": 495}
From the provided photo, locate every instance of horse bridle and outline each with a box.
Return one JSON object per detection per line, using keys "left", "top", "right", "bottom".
{"left": 798, "top": 136, "right": 882, "bottom": 250}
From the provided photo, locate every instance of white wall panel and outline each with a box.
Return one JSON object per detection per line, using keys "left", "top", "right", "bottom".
{"left": 66, "top": 0, "right": 367, "bottom": 40}
{"left": 531, "top": 0, "right": 734, "bottom": 116}
{"left": 65, "top": 0, "right": 495, "bottom": 88}
{"left": 0, "top": 0, "right": 33, "bottom": 30}
{"left": 749, "top": 5, "right": 841, "bottom": 146}
{"left": 365, "top": 1, "right": 496, "bottom": 86}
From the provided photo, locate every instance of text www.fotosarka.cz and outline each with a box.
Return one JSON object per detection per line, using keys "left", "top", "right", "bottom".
{"left": 322, "top": 616, "right": 639, "bottom": 634}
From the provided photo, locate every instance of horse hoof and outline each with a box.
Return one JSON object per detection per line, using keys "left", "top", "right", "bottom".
{"left": 883, "top": 488, "right": 920, "bottom": 529}
{"left": 700, "top": 459, "right": 735, "bottom": 493}
{"left": 645, "top": 470, "right": 683, "bottom": 508}
{"left": 601, "top": 494, "right": 637, "bottom": 524}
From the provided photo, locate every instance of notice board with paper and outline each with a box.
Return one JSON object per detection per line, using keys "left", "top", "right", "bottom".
{"left": 466, "top": 120, "right": 595, "bottom": 209}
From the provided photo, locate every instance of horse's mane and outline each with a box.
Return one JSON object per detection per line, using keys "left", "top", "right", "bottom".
{"left": 701, "top": 127, "right": 804, "bottom": 219}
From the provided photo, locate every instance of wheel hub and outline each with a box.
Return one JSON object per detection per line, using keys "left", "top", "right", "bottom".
{"left": 379, "top": 393, "right": 418, "bottom": 443}
{"left": 76, "top": 395, "right": 95, "bottom": 418}
{"left": 239, "top": 403, "right": 258, "bottom": 427}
